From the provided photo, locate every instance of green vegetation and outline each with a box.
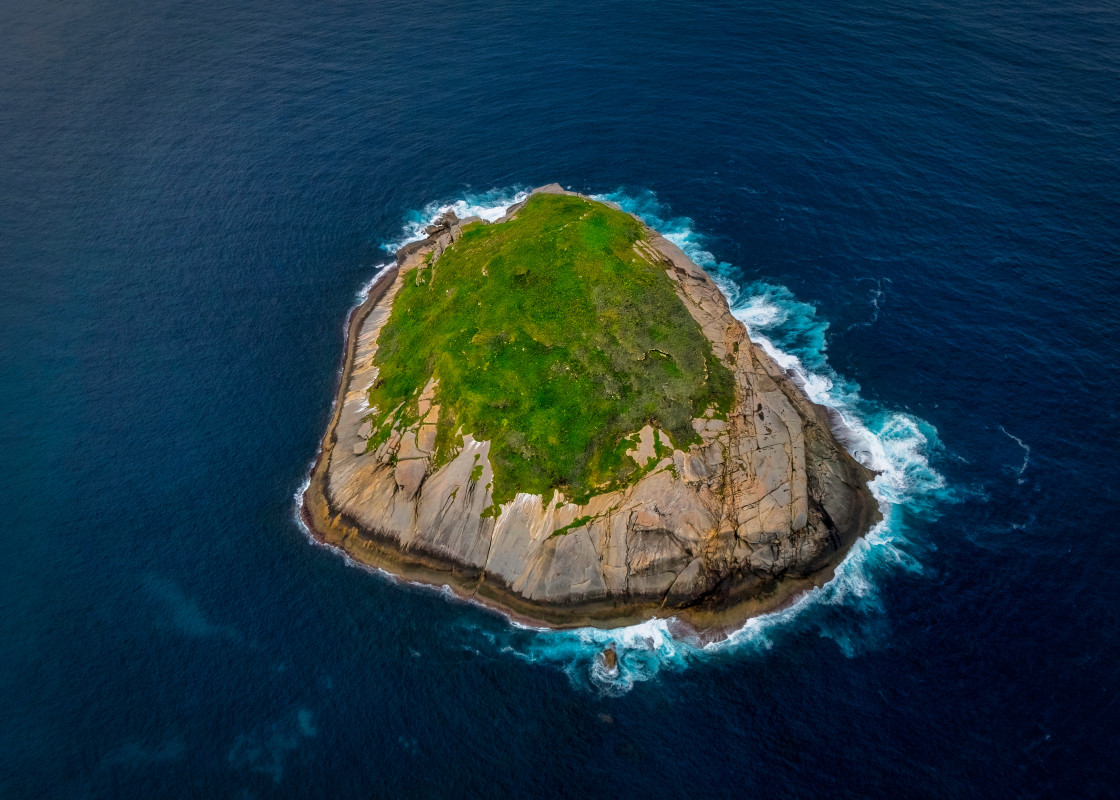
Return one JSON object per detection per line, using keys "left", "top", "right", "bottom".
{"left": 366, "top": 192, "right": 735, "bottom": 507}
{"left": 552, "top": 515, "right": 594, "bottom": 537}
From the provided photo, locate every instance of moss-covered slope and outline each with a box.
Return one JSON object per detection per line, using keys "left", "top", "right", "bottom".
{"left": 365, "top": 193, "right": 735, "bottom": 505}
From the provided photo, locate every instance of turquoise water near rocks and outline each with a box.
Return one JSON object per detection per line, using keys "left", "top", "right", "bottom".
{"left": 2, "top": 0, "right": 1118, "bottom": 796}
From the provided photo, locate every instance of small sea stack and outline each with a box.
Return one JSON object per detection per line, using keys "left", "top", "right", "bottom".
{"left": 601, "top": 645, "right": 619, "bottom": 674}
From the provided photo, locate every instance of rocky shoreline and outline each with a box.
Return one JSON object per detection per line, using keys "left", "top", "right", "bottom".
{"left": 301, "top": 185, "right": 881, "bottom": 632}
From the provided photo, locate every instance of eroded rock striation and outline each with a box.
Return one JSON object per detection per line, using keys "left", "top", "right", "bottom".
{"left": 302, "top": 184, "right": 880, "bottom": 630}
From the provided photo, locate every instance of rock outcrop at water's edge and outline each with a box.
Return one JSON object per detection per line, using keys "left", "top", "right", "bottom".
{"left": 301, "top": 184, "right": 881, "bottom": 631}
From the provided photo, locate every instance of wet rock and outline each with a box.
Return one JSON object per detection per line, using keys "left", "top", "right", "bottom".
{"left": 601, "top": 645, "right": 618, "bottom": 673}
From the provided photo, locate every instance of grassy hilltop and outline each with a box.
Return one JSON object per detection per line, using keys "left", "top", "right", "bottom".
{"left": 366, "top": 193, "right": 735, "bottom": 507}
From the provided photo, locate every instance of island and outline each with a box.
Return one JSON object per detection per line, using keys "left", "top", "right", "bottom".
{"left": 301, "top": 184, "right": 880, "bottom": 632}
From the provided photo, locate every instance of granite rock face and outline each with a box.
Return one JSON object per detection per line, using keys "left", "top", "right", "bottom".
{"left": 317, "top": 185, "right": 880, "bottom": 620}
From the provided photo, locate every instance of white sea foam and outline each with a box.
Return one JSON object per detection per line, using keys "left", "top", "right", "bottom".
{"left": 292, "top": 474, "right": 310, "bottom": 528}
{"left": 297, "top": 186, "right": 953, "bottom": 695}
{"left": 845, "top": 278, "right": 890, "bottom": 332}
{"left": 381, "top": 187, "right": 530, "bottom": 253}
{"left": 355, "top": 263, "right": 394, "bottom": 303}
{"left": 999, "top": 425, "right": 1030, "bottom": 483}
{"left": 737, "top": 295, "right": 788, "bottom": 329}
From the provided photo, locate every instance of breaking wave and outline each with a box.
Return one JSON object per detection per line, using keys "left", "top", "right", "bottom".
{"left": 381, "top": 187, "right": 530, "bottom": 254}
{"left": 354, "top": 263, "right": 394, "bottom": 303}
{"left": 327, "top": 186, "right": 954, "bottom": 694}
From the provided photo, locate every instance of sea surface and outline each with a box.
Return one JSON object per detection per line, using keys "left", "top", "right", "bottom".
{"left": 2, "top": 0, "right": 1118, "bottom": 796}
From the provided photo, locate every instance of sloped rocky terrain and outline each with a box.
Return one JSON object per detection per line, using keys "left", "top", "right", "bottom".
{"left": 303, "top": 185, "right": 880, "bottom": 628}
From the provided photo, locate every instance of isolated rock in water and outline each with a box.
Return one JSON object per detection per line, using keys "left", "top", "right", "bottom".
{"left": 302, "top": 185, "right": 880, "bottom": 630}
{"left": 601, "top": 645, "right": 618, "bottom": 673}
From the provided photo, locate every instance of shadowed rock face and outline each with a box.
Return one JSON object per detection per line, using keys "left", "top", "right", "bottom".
{"left": 307, "top": 185, "right": 880, "bottom": 627}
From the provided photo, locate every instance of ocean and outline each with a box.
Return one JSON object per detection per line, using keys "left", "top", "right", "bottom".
{"left": 1, "top": 0, "right": 1117, "bottom": 796}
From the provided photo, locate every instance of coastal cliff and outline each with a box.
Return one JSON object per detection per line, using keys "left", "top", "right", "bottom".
{"left": 302, "top": 184, "right": 880, "bottom": 630}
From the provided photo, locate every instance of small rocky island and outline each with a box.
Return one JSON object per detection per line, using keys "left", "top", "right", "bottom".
{"left": 302, "top": 185, "right": 880, "bottom": 631}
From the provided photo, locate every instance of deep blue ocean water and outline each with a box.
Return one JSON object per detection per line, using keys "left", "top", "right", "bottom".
{"left": 2, "top": 0, "right": 1118, "bottom": 796}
